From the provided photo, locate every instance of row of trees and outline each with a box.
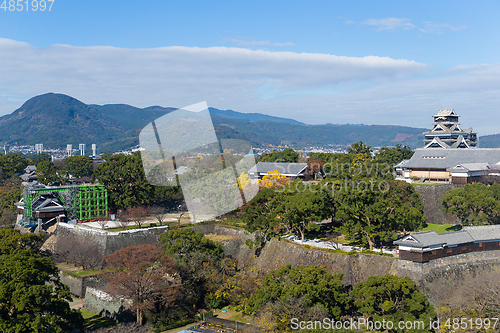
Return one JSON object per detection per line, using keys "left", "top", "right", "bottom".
{"left": 246, "top": 264, "right": 436, "bottom": 332}
{"left": 99, "top": 227, "right": 437, "bottom": 332}
{"left": 243, "top": 178, "right": 426, "bottom": 250}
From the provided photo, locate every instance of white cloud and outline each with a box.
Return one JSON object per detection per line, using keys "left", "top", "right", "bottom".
{"left": 362, "top": 18, "right": 415, "bottom": 31}
{"left": 420, "top": 22, "right": 467, "bottom": 34}
{"left": 0, "top": 37, "right": 425, "bottom": 113}
{"left": 1, "top": 38, "right": 499, "bottom": 136}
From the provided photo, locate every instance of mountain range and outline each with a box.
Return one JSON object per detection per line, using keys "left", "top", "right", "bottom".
{"left": 0, "top": 93, "right": 498, "bottom": 152}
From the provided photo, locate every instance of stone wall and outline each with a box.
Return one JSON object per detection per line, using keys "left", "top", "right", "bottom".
{"left": 413, "top": 184, "right": 459, "bottom": 225}
{"left": 59, "top": 272, "right": 102, "bottom": 298}
{"left": 398, "top": 250, "right": 500, "bottom": 306}
{"left": 55, "top": 223, "right": 169, "bottom": 258}
{"left": 192, "top": 224, "right": 398, "bottom": 286}
{"left": 83, "top": 287, "right": 133, "bottom": 321}
{"left": 195, "top": 224, "right": 500, "bottom": 308}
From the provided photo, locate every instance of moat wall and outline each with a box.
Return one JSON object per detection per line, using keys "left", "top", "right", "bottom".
{"left": 193, "top": 224, "right": 500, "bottom": 307}
{"left": 55, "top": 223, "right": 169, "bottom": 257}
{"left": 413, "top": 184, "right": 460, "bottom": 225}
{"left": 192, "top": 224, "right": 399, "bottom": 286}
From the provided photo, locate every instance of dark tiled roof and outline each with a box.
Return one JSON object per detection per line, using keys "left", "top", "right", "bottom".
{"left": 463, "top": 225, "right": 500, "bottom": 241}
{"left": 249, "top": 162, "right": 307, "bottom": 176}
{"left": 402, "top": 148, "right": 500, "bottom": 170}
{"left": 395, "top": 229, "right": 474, "bottom": 248}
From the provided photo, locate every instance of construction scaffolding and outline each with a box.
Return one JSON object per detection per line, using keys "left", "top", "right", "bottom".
{"left": 21, "top": 184, "right": 108, "bottom": 227}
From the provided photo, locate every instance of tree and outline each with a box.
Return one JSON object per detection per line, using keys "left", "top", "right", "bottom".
{"left": 64, "top": 155, "right": 94, "bottom": 178}
{"left": 29, "top": 153, "right": 51, "bottom": 165}
{"left": 92, "top": 154, "right": 156, "bottom": 210}
{"left": 246, "top": 265, "right": 350, "bottom": 322}
{"left": 275, "top": 187, "right": 326, "bottom": 242}
{"left": 259, "top": 148, "right": 299, "bottom": 163}
{"left": 375, "top": 144, "right": 414, "bottom": 167}
{"left": 0, "top": 208, "right": 17, "bottom": 227}
{"left": 258, "top": 170, "right": 290, "bottom": 189}
{"left": 150, "top": 206, "right": 166, "bottom": 225}
{"left": 0, "top": 188, "right": 22, "bottom": 212}
{"left": 243, "top": 187, "right": 282, "bottom": 237}
{"left": 442, "top": 183, "right": 500, "bottom": 225}
{"left": 126, "top": 206, "right": 149, "bottom": 228}
{"left": 0, "top": 153, "right": 28, "bottom": 179}
{"left": 36, "top": 160, "right": 60, "bottom": 185}
{"left": 100, "top": 153, "right": 113, "bottom": 161}
{"left": 347, "top": 141, "right": 371, "bottom": 157}
{"left": 160, "top": 228, "right": 225, "bottom": 308}
{"left": 335, "top": 180, "right": 426, "bottom": 250}
{"left": 351, "top": 275, "right": 436, "bottom": 333}
{"left": 237, "top": 172, "right": 251, "bottom": 189}
{"left": 306, "top": 159, "right": 324, "bottom": 180}
{"left": 0, "top": 229, "right": 83, "bottom": 332}
{"left": 103, "top": 244, "right": 178, "bottom": 325}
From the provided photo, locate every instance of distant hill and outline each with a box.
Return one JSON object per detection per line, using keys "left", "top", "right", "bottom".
{"left": 479, "top": 134, "right": 500, "bottom": 148}
{"left": 0, "top": 93, "right": 450, "bottom": 152}
{"left": 209, "top": 108, "right": 302, "bottom": 124}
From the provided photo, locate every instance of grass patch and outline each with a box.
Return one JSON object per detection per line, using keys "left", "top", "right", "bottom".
{"left": 205, "top": 234, "right": 236, "bottom": 242}
{"left": 80, "top": 309, "right": 116, "bottom": 330}
{"left": 420, "top": 223, "right": 462, "bottom": 234}
{"left": 74, "top": 269, "right": 100, "bottom": 277}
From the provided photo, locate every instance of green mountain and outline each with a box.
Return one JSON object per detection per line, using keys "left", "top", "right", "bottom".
{"left": 0, "top": 93, "right": 446, "bottom": 152}
{"left": 478, "top": 134, "right": 500, "bottom": 148}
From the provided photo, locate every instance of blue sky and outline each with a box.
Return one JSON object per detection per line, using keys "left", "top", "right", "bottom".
{"left": 1, "top": 0, "right": 500, "bottom": 135}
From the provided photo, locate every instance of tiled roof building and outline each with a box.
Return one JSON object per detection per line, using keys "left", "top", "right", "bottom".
{"left": 395, "top": 225, "right": 500, "bottom": 262}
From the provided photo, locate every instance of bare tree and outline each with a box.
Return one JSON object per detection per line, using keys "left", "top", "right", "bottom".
{"left": 177, "top": 202, "right": 187, "bottom": 225}
{"left": 150, "top": 206, "right": 166, "bottom": 226}
{"left": 96, "top": 219, "right": 108, "bottom": 230}
{"left": 115, "top": 210, "right": 131, "bottom": 230}
{"left": 55, "top": 234, "right": 103, "bottom": 269}
{"left": 0, "top": 208, "right": 17, "bottom": 227}
{"left": 102, "top": 244, "right": 179, "bottom": 325}
{"left": 127, "top": 206, "right": 148, "bottom": 228}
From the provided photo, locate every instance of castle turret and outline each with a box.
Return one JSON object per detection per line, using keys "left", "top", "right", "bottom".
{"left": 423, "top": 109, "right": 477, "bottom": 148}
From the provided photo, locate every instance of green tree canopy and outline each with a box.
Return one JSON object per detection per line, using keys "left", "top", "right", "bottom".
{"left": 0, "top": 229, "right": 83, "bottom": 332}
{"left": 29, "top": 153, "right": 51, "bottom": 165}
{"left": 347, "top": 141, "right": 372, "bottom": 157}
{"left": 0, "top": 153, "right": 28, "bottom": 179}
{"left": 259, "top": 148, "right": 299, "bottom": 163}
{"left": 92, "top": 154, "right": 156, "bottom": 210}
{"left": 160, "top": 227, "right": 226, "bottom": 309}
{"left": 36, "top": 160, "right": 61, "bottom": 185}
{"left": 64, "top": 155, "right": 94, "bottom": 178}
{"left": 351, "top": 275, "right": 436, "bottom": 333}
{"left": 442, "top": 183, "right": 500, "bottom": 225}
{"left": 246, "top": 265, "right": 350, "bottom": 319}
{"left": 160, "top": 227, "right": 224, "bottom": 261}
{"left": 375, "top": 144, "right": 414, "bottom": 167}
{"left": 274, "top": 186, "right": 326, "bottom": 242}
{"left": 334, "top": 180, "right": 426, "bottom": 249}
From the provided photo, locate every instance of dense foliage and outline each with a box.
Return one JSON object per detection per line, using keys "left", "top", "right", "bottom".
{"left": 259, "top": 148, "right": 300, "bottom": 163}
{"left": 352, "top": 275, "right": 436, "bottom": 333}
{"left": 64, "top": 155, "right": 94, "bottom": 178}
{"left": 0, "top": 229, "right": 83, "bottom": 332}
{"left": 442, "top": 183, "right": 500, "bottom": 225}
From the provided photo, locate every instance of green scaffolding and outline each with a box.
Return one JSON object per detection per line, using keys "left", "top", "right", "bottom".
{"left": 21, "top": 185, "right": 108, "bottom": 226}
{"left": 76, "top": 185, "right": 108, "bottom": 221}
